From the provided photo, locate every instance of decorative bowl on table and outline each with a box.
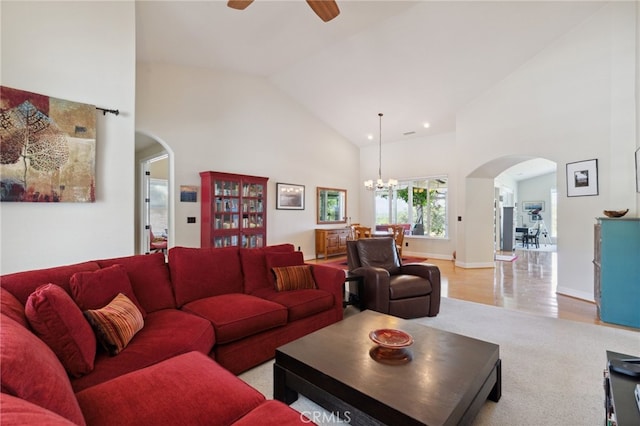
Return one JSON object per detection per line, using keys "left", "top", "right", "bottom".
{"left": 369, "top": 329, "right": 414, "bottom": 349}
{"left": 603, "top": 209, "right": 629, "bottom": 218}
{"left": 369, "top": 329, "right": 414, "bottom": 364}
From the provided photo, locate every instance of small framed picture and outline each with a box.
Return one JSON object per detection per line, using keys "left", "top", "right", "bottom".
{"left": 276, "top": 183, "right": 305, "bottom": 210}
{"left": 522, "top": 201, "right": 544, "bottom": 212}
{"left": 566, "top": 159, "right": 598, "bottom": 197}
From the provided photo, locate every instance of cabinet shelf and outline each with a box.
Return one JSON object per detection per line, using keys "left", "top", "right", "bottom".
{"left": 201, "top": 171, "right": 268, "bottom": 249}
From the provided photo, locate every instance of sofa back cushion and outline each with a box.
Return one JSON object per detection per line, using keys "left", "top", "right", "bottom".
{"left": 0, "top": 314, "right": 86, "bottom": 425}
{"left": 168, "top": 246, "right": 243, "bottom": 307}
{"left": 96, "top": 253, "right": 176, "bottom": 312}
{"left": 69, "top": 264, "right": 146, "bottom": 317}
{"left": 0, "top": 261, "right": 100, "bottom": 306}
{"left": 25, "top": 284, "right": 96, "bottom": 378}
{"left": 240, "top": 244, "right": 295, "bottom": 294}
{"left": 0, "top": 287, "right": 28, "bottom": 329}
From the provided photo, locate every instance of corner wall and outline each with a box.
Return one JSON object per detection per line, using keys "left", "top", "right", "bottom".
{"left": 456, "top": 2, "right": 637, "bottom": 300}
{"left": 135, "top": 63, "right": 360, "bottom": 258}
{"left": 0, "top": 1, "right": 136, "bottom": 274}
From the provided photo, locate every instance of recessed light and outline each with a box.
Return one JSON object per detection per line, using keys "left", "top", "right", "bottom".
{"left": 423, "top": 122, "right": 430, "bottom": 128}
{"left": 367, "top": 134, "right": 373, "bottom": 140}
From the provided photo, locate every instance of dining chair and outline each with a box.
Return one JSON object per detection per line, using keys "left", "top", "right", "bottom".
{"left": 388, "top": 225, "right": 405, "bottom": 257}
{"left": 353, "top": 226, "right": 372, "bottom": 239}
{"left": 150, "top": 226, "right": 168, "bottom": 254}
{"left": 523, "top": 224, "right": 540, "bottom": 249}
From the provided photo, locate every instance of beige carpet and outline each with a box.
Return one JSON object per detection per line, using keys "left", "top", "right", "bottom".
{"left": 239, "top": 297, "right": 640, "bottom": 425}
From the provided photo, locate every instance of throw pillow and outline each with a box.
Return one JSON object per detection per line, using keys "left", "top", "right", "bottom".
{"left": 84, "top": 293, "right": 144, "bottom": 356}
{"left": 25, "top": 284, "right": 96, "bottom": 378}
{"left": 272, "top": 265, "right": 317, "bottom": 292}
{"left": 264, "top": 251, "right": 304, "bottom": 287}
{"left": 70, "top": 264, "right": 146, "bottom": 318}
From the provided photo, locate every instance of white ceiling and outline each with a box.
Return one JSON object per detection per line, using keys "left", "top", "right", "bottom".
{"left": 136, "top": 0, "right": 602, "bottom": 181}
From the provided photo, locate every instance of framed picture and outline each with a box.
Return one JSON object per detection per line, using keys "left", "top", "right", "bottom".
{"left": 566, "top": 159, "right": 598, "bottom": 197}
{"left": 180, "top": 185, "right": 198, "bottom": 202}
{"left": 636, "top": 148, "right": 640, "bottom": 193}
{"left": 276, "top": 183, "right": 305, "bottom": 210}
{"left": 522, "top": 201, "right": 544, "bottom": 212}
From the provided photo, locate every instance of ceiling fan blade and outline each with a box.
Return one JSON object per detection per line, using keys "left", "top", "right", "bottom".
{"left": 306, "top": 0, "right": 340, "bottom": 22}
{"left": 227, "top": 0, "right": 254, "bottom": 10}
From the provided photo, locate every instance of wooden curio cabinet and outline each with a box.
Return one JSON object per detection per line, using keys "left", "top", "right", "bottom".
{"left": 200, "top": 171, "right": 268, "bottom": 248}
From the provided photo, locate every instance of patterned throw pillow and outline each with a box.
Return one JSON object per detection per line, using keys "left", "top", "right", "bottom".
{"left": 272, "top": 265, "right": 317, "bottom": 292}
{"left": 84, "top": 293, "right": 144, "bottom": 356}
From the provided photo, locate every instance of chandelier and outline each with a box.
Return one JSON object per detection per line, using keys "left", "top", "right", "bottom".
{"left": 364, "top": 113, "right": 398, "bottom": 191}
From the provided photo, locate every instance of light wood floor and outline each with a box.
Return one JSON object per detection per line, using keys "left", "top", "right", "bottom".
{"left": 313, "top": 248, "right": 633, "bottom": 330}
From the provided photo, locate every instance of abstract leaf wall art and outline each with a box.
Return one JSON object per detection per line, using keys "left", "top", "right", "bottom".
{"left": 0, "top": 86, "right": 96, "bottom": 202}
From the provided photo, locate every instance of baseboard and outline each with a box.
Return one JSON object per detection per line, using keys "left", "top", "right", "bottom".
{"left": 556, "top": 286, "right": 594, "bottom": 303}
{"left": 454, "top": 261, "right": 496, "bottom": 269}
{"left": 403, "top": 251, "right": 454, "bottom": 261}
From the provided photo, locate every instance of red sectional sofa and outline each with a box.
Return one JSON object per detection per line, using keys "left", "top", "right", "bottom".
{"left": 0, "top": 244, "right": 345, "bottom": 425}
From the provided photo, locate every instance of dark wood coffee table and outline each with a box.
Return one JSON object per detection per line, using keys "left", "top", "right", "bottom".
{"left": 274, "top": 310, "right": 501, "bottom": 426}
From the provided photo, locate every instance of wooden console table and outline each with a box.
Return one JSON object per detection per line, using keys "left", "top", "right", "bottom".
{"left": 315, "top": 228, "right": 350, "bottom": 259}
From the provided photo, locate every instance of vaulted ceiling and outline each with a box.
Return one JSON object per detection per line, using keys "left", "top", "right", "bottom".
{"left": 136, "top": 0, "right": 603, "bottom": 179}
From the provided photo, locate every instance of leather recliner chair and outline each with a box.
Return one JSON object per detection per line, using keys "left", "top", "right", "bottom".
{"left": 346, "top": 237, "right": 440, "bottom": 318}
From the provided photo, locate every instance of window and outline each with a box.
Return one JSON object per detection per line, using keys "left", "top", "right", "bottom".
{"left": 375, "top": 177, "right": 448, "bottom": 238}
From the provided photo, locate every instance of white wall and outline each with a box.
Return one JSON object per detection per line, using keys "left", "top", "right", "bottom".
{"left": 135, "top": 63, "right": 360, "bottom": 259}
{"left": 0, "top": 1, "right": 136, "bottom": 274}
{"left": 456, "top": 2, "right": 637, "bottom": 299}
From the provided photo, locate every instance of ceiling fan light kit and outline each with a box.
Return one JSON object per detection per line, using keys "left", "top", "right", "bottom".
{"left": 227, "top": 0, "right": 340, "bottom": 22}
{"left": 365, "top": 113, "right": 398, "bottom": 191}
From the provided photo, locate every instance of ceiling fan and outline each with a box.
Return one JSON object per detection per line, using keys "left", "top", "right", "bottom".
{"left": 227, "top": 0, "right": 340, "bottom": 22}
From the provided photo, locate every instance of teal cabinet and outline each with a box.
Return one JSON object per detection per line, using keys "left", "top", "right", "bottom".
{"left": 594, "top": 218, "right": 640, "bottom": 328}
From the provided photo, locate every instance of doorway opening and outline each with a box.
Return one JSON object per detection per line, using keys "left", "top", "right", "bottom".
{"left": 135, "top": 132, "right": 173, "bottom": 255}
{"left": 143, "top": 154, "right": 169, "bottom": 254}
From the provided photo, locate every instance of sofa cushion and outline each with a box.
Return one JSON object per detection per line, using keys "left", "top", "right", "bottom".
{"left": 0, "top": 261, "right": 100, "bottom": 305}
{"left": 240, "top": 244, "right": 295, "bottom": 294}
{"left": 265, "top": 250, "right": 304, "bottom": 288}
{"left": 0, "top": 393, "right": 77, "bottom": 426}
{"left": 233, "top": 400, "right": 311, "bottom": 425}
{"left": 71, "top": 309, "right": 215, "bottom": 392}
{"left": 182, "top": 294, "right": 287, "bottom": 344}
{"left": 84, "top": 293, "right": 145, "bottom": 356}
{"left": 76, "top": 352, "right": 264, "bottom": 426}
{"left": 25, "top": 284, "right": 96, "bottom": 378}
{"left": 0, "top": 287, "right": 28, "bottom": 329}
{"left": 272, "top": 265, "right": 316, "bottom": 292}
{"left": 70, "top": 264, "right": 146, "bottom": 317}
{"left": 255, "top": 288, "right": 334, "bottom": 322}
{"left": 96, "top": 253, "right": 176, "bottom": 312}
{"left": 169, "top": 246, "right": 243, "bottom": 306}
{"left": 0, "top": 314, "right": 86, "bottom": 425}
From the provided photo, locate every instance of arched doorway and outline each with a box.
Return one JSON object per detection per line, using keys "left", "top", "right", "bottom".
{"left": 459, "top": 155, "right": 556, "bottom": 267}
{"left": 134, "top": 131, "right": 175, "bottom": 255}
